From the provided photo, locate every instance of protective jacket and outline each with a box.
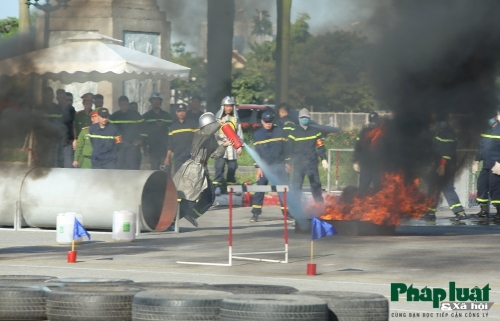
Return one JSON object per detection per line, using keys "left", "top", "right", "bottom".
{"left": 286, "top": 126, "right": 326, "bottom": 166}
{"left": 277, "top": 115, "right": 296, "bottom": 134}
{"left": 253, "top": 125, "right": 287, "bottom": 167}
{"left": 173, "top": 122, "right": 227, "bottom": 201}
{"left": 215, "top": 106, "right": 243, "bottom": 160}
{"left": 477, "top": 124, "right": 500, "bottom": 170}
{"left": 433, "top": 124, "right": 458, "bottom": 168}
{"left": 353, "top": 125, "right": 383, "bottom": 169}
{"left": 168, "top": 118, "right": 198, "bottom": 162}
{"left": 143, "top": 108, "right": 172, "bottom": 157}
{"left": 89, "top": 123, "right": 122, "bottom": 167}
{"left": 109, "top": 109, "right": 143, "bottom": 144}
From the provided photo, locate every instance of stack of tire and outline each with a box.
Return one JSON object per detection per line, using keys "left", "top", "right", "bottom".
{"left": 0, "top": 276, "right": 388, "bottom": 321}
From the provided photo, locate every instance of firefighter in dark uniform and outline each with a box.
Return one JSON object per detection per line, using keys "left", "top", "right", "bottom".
{"left": 472, "top": 112, "right": 500, "bottom": 220}
{"left": 286, "top": 108, "right": 328, "bottom": 213}
{"left": 250, "top": 111, "right": 289, "bottom": 222}
{"left": 143, "top": 93, "right": 172, "bottom": 170}
{"left": 89, "top": 108, "right": 122, "bottom": 169}
{"left": 420, "top": 112, "right": 466, "bottom": 221}
{"left": 352, "top": 112, "right": 383, "bottom": 197}
{"left": 40, "top": 87, "right": 65, "bottom": 168}
{"left": 276, "top": 102, "right": 296, "bottom": 135}
{"left": 164, "top": 104, "right": 198, "bottom": 174}
{"left": 109, "top": 96, "right": 143, "bottom": 170}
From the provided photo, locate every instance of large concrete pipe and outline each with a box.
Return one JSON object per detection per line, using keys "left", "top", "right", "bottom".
{"left": 18, "top": 167, "right": 177, "bottom": 231}
{"left": 0, "top": 167, "right": 32, "bottom": 226}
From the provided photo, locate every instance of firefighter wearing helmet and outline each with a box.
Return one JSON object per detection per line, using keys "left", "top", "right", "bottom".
{"left": 172, "top": 112, "right": 234, "bottom": 228}
{"left": 213, "top": 96, "right": 244, "bottom": 195}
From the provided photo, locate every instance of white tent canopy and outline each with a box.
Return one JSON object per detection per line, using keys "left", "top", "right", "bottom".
{"left": 0, "top": 32, "right": 190, "bottom": 84}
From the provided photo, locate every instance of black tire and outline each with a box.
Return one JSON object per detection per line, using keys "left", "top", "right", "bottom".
{"left": 132, "top": 282, "right": 207, "bottom": 290}
{"left": 0, "top": 286, "right": 48, "bottom": 320}
{"left": 207, "top": 284, "right": 298, "bottom": 294}
{"left": 0, "top": 275, "right": 55, "bottom": 283}
{"left": 47, "top": 287, "right": 142, "bottom": 321}
{"left": 300, "top": 291, "right": 389, "bottom": 321}
{"left": 220, "top": 294, "right": 328, "bottom": 321}
{"left": 132, "top": 289, "right": 233, "bottom": 321}
{"left": 46, "top": 278, "right": 133, "bottom": 288}
{"left": 0, "top": 282, "right": 65, "bottom": 291}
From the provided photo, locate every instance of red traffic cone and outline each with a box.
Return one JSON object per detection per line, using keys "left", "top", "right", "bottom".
{"left": 307, "top": 263, "right": 317, "bottom": 275}
{"left": 67, "top": 250, "right": 77, "bottom": 263}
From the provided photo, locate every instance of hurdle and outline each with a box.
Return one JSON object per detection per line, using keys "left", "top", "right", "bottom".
{"left": 177, "top": 185, "right": 290, "bottom": 266}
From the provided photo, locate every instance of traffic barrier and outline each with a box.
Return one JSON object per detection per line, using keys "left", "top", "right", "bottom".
{"left": 177, "top": 185, "right": 290, "bottom": 266}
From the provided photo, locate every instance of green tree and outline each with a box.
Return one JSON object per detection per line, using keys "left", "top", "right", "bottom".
{"left": 252, "top": 9, "right": 272, "bottom": 42}
{"left": 170, "top": 42, "right": 207, "bottom": 102}
{"left": 0, "top": 17, "right": 19, "bottom": 39}
{"left": 288, "top": 30, "right": 377, "bottom": 112}
{"left": 232, "top": 41, "right": 275, "bottom": 104}
{"left": 290, "top": 13, "right": 311, "bottom": 44}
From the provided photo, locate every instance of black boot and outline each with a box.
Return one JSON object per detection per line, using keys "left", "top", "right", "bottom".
{"left": 420, "top": 211, "right": 436, "bottom": 221}
{"left": 493, "top": 206, "right": 500, "bottom": 222}
{"left": 472, "top": 204, "right": 489, "bottom": 218}
{"left": 451, "top": 210, "right": 467, "bottom": 221}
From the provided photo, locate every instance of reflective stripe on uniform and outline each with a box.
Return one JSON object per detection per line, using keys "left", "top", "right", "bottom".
{"left": 288, "top": 133, "right": 321, "bottom": 141}
{"left": 109, "top": 119, "right": 144, "bottom": 124}
{"left": 88, "top": 134, "right": 117, "bottom": 139}
{"left": 476, "top": 198, "right": 489, "bottom": 202}
{"left": 140, "top": 134, "right": 148, "bottom": 137}
{"left": 435, "top": 136, "right": 455, "bottom": 142}
{"left": 45, "top": 114, "right": 62, "bottom": 118}
{"left": 145, "top": 119, "right": 172, "bottom": 123}
{"left": 442, "top": 156, "right": 451, "bottom": 160}
{"left": 481, "top": 134, "right": 500, "bottom": 139}
{"left": 491, "top": 200, "right": 500, "bottom": 204}
{"left": 449, "top": 203, "right": 462, "bottom": 209}
{"left": 252, "top": 205, "right": 262, "bottom": 209}
{"left": 253, "top": 137, "right": 287, "bottom": 146}
{"left": 169, "top": 128, "right": 198, "bottom": 135}
{"left": 283, "top": 127, "right": 295, "bottom": 130}
{"left": 428, "top": 208, "right": 437, "bottom": 212}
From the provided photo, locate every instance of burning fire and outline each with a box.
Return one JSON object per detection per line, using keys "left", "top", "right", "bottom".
{"left": 318, "top": 173, "right": 433, "bottom": 226}
{"left": 365, "top": 125, "right": 384, "bottom": 146}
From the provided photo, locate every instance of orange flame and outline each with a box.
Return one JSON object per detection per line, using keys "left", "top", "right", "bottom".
{"left": 317, "top": 173, "right": 432, "bottom": 226}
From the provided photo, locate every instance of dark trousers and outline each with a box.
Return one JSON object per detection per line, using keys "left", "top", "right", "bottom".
{"left": 117, "top": 143, "right": 141, "bottom": 170}
{"left": 358, "top": 167, "right": 382, "bottom": 197}
{"left": 63, "top": 144, "right": 74, "bottom": 168}
{"left": 92, "top": 159, "right": 117, "bottom": 169}
{"left": 178, "top": 178, "right": 216, "bottom": 220}
{"left": 150, "top": 153, "right": 165, "bottom": 171}
{"left": 251, "top": 164, "right": 288, "bottom": 215}
{"left": 427, "top": 167, "right": 464, "bottom": 214}
{"left": 476, "top": 168, "right": 500, "bottom": 206}
{"left": 214, "top": 158, "right": 238, "bottom": 185}
{"left": 291, "top": 162, "right": 323, "bottom": 204}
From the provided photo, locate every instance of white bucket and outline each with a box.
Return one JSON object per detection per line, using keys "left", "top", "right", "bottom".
{"left": 112, "top": 211, "right": 136, "bottom": 242}
{"left": 56, "top": 212, "right": 84, "bottom": 245}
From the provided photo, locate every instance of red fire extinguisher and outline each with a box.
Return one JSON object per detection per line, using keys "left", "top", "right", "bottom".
{"left": 221, "top": 122, "right": 244, "bottom": 149}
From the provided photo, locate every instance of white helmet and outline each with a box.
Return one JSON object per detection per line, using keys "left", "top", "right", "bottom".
{"left": 199, "top": 112, "right": 216, "bottom": 128}
{"left": 221, "top": 96, "right": 236, "bottom": 106}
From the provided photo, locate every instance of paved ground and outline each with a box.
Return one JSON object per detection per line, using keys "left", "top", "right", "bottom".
{"left": 0, "top": 206, "right": 499, "bottom": 321}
